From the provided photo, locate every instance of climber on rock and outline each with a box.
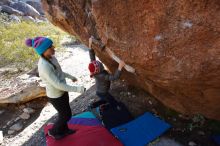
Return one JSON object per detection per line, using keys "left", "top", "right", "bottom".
{"left": 87, "top": 36, "right": 125, "bottom": 108}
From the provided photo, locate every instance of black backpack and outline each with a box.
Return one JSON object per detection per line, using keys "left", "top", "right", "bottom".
{"left": 99, "top": 102, "right": 134, "bottom": 130}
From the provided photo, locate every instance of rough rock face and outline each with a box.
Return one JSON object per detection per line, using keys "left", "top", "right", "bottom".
{"left": 41, "top": 0, "right": 220, "bottom": 120}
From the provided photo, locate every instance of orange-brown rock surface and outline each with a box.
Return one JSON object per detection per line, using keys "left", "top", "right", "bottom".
{"left": 41, "top": 0, "right": 220, "bottom": 120}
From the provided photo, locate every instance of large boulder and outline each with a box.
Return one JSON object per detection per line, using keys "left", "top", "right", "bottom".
{"left": 0, "top": 85, "right": 45, "bottom": 104}
{"left": 0, "top": 73, "right": 46, "bottom": 104}
{"left": 0, "top": 5, "right": 24, "bottom": 16}
{"left": 9, "top": 1, "right": 41, "bottom": 18}
{"left": 41, "top": 0, "right": 220, "bottom": 120}
{"left": 0, "top": 0, "right": 14, "bottom": 6}
{"left": 26, "top": 1, "right": 44, "bottom": 15}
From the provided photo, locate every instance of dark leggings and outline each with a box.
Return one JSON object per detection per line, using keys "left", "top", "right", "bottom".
{"left": 96, "top": 92, "right": 118, "bottom": 105}
{"left": 48, "top": 92, "right": 72, "bottom": 135}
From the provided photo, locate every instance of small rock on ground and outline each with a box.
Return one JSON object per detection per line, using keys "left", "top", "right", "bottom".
{"left": 20, "top": 112, "right": 30, "bottom": 120}
{"left": 197, "top": 131, "right": 205, "bottom": 136}
{"left": 188, "top": 141, "right": 197, "bottom": 146}
{"left": 150, "top": 137, "right": 183, "bottom": 146}
{"left": 14, "top": 117, "right": 21, "bottom": 122}
{"left": 10, "top": 122, "right": 23, "bottom": 131}
{"left": 7, "top": 130, "right": 15, "bottom": 135}
{"left": 23, "top": 108, "right": 35, "bottom": 114}
{"left": 0, "top": 110, "right": 5, "bottom": 115}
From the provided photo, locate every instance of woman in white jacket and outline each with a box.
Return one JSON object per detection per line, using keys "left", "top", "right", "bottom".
{"left": 25, "top": 36, "right": 85, "bottom": 140}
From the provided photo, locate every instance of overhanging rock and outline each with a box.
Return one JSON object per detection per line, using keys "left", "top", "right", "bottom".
{"left": 41, "top": 0, "right": 220, "bottom": 120}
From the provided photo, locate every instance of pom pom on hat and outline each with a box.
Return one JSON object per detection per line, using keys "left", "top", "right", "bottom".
{"left": 25, "top": 38, "right": 33, "bottom": 47}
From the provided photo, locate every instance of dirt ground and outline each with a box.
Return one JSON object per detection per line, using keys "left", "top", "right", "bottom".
{"left": 0, "top": 44, "right": 220, "bottom": 146}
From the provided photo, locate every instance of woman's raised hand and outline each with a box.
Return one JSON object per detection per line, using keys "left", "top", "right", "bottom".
{"left": 118, "top": 60, "right": 126, "bottom": 70}
{"left": 89, "top": 36, "right": 93, "bottom": 48}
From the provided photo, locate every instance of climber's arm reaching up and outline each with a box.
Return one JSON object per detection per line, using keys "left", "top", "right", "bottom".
{"left": 88, "top": 37, "right": 96, "bottom": 61}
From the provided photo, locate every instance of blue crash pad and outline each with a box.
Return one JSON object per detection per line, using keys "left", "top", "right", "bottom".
{"left": 111, "top": 112, "right": 171, "bottom": 146}
{"left": 212, "top": 135, "right": 220, "bottom": 145}
{"left": 73, "top": 111, "right": 96, "bottom": 119}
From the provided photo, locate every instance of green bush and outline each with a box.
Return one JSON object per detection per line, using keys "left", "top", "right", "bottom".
{"left": 0, "top": 14, "right": 69, "bottom": 69}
